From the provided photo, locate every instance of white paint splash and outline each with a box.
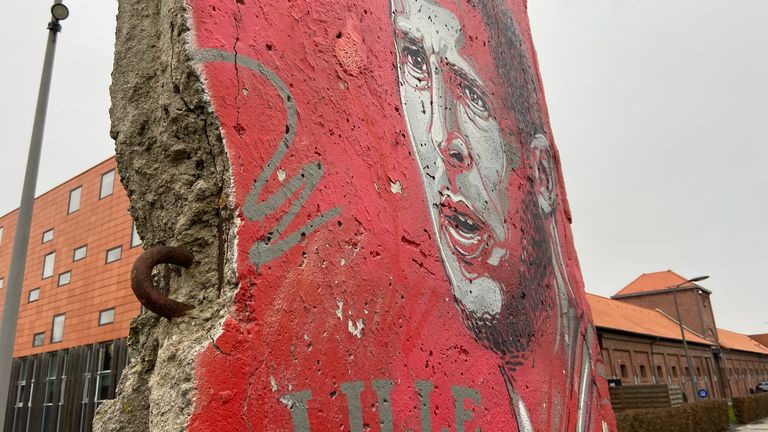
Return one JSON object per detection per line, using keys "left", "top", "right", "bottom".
{"left": 277, "top": 169, "right": 286, "bottom": 182}
{"left": 335, "top": 299, "right": 344, "bottom": 320}
{"left": 269, "top": 375, "right": 278, "bottom": 392}
{"left": 389, "top": 179, "right": 403, "bottom": 194}
{"left": 348, "top": 318, "right": 364, "bottom": 338}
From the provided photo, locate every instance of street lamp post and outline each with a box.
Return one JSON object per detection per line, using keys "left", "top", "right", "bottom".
{"left": 670, "top": 275, "right": 710, "bottom": 402}
{"left": 0, "top": 1, "right": 69, "bottom": 427}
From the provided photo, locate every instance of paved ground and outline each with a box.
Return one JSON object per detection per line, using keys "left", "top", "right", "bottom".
{"left": 731, "top": 418, "right": 768, "bottom": 431}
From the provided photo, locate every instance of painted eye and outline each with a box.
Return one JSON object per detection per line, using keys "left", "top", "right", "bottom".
{"left": 401, "top": 45, "right": 430, "bottom": 89}
{"left": 461, "top": 82, "right": 490, "bottom": 119}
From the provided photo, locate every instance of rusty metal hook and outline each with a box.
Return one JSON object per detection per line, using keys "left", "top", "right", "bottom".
{"left": 131, "top": 246, "right": 195, "bottom": 319}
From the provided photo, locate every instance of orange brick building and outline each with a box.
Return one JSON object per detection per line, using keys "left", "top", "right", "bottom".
{"left": 0, "top": 157, "right": 140, "bottom": 431}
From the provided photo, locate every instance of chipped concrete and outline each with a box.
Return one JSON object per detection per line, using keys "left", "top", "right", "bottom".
{"left": 93, "top": 0, "right": 235, "bottom": 430}
{"left": 347, "top": 318, "right": 364, "bottom": 339}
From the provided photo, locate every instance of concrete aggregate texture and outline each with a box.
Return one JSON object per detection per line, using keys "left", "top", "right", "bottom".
{"left": 1, "top": 1, "right": 767, "bottom": 337}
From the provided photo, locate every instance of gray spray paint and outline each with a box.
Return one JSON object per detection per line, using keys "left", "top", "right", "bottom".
{"left": 416, "top": 380, "right": 434, "bottom": 432}
{"left": 339, "top": 381, "right": 365, "bottom": 432}
{"left": 191, "top": 48, "right": 341, "bottom": 272}
{"left": 452, "top": 386, "right": 481, "bottom": 432}
{"left": 279, "top": 390, "right": 313, "bottom": 432}
{"left": 372, "top": 380, "right": 394, "bottom": 432}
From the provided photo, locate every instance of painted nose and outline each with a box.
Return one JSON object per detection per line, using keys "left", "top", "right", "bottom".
{"left": 429, "top": 57, "right": 471, "bottom": 170}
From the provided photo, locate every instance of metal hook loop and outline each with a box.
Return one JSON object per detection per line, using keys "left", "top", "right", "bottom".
{"left": 131, "top": 245, "right": 195, "bottom": 319}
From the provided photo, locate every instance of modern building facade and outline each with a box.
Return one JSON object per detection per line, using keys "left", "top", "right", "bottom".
{"left": 0, "top": 158, "right": 141, "bottom": 431}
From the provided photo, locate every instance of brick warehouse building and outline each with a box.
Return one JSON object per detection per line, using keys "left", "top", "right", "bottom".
{"left": 589, "top": 271, "right": 768, "bottom": 402}
{"left": 0, "top": 158, "right": 141, "bottom": 431}
{"left": 0, "top": 159, "right": 767, "bottom": 430}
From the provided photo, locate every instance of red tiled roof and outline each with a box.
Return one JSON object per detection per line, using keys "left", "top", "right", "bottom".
{"left": 750, "top": 334, "right": 768, "bottom": 347}
{"left": 614, "top": 270, "right": 708, "bottom": 297}
{"left": 587, "top": 293, "right": 712, "bottom": 345}
{"left": 718, "top": 329, "right": 768, "bottom": 355}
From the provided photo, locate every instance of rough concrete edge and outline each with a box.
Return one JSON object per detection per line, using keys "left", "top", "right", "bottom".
{"left": 93, "top": 0, "right": 237, "bottom": 430}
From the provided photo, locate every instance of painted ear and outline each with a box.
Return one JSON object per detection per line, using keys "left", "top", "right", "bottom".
{"left": 530, "top": 134, "right": 556, "bottom": 215}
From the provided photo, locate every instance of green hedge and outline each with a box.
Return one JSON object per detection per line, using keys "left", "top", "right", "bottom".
{"left": 732, "top": 392, "right": 768, "bottom": 424}
{"left": 616, "top": 400, "right": 729, "bottom": 432}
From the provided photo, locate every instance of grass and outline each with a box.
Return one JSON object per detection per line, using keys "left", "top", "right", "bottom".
{"left": 728, "top": 404, "right": 737, "bottom": 424}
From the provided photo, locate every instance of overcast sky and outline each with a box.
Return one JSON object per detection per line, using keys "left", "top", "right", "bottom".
{"left": 1, "top": 1, "right": 766, "bottom": 335}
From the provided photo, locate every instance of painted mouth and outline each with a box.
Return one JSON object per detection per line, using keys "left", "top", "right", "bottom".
{"left": 439, "top": 192, "right": 492, "bottom": 261}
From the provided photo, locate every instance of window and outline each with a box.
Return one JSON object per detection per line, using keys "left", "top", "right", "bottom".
{"left": 68, "top": 186, "right": 82, "bottom": 214}
{"left": 56, "top": 354, "right": 68, "bottom": 430}
{"left": 42, "top": 252, "right": 56, "bottom": 279}
{"left": 57, "top": 271, "right": 71, "bottom": 286}
{"left": 0, "top": 226, "right": 3, "bottom": 244}
{"left": 42, "top": 228, "right": 54, "bottom": 243}
{"left": 42, "top": 353, "right": 59, "bottom": 430}
{"left": 105, "top": 246, "right": 122, "bottom": 263}
{"left": 620, "top": 364, "right": 628, "bottom": 378}
{"left": 33, "top": 332, "right": 45, "bottom": 347}
{"left": 130, "top": 221, "right": 142, "bottom": 248}
{"left": 0, "top": 278, "right": 3, "bottom": 289}
{"left": 671, "top": 366, "right": 678, "bottom": 378}
{"left": 98, "top": 308, "right": 115, "bottom": 326}
{"left": 51, "top": 314, "right": 65, "bottom": 343}
{"left": 28, "top": 288, "right": 40, "bottom": 303}
{"left": 696, "top": 367, "right": 702, "bottom": 377}
{"left": 95, "top": 344, "right": 114, "bottom": 407}
{"left": 73, "top": 245, "right": 87, "bottom": 261}
{"left": 100, "top": 169, "right": 115, "bottom": 199}
{"left": 639, "top": 365, "right": 647, "bottom": 378}
{"left": 656, "top": 365, "right": 664, "bottom": 378}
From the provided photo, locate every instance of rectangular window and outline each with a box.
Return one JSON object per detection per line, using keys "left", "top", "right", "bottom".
{"left": 58, "top": 271, "right": 71, "bottom": 286}
{"left": 0, "top": 278, "right": 3, "bottom": 289}
{"left": 620, "top": 364, "right": 628, "bottom": 378}
{"left": 42, "top": 353, "right": 58, "bottom": 430}
{"left": 68, "top": 186, "right": 82, "bottom": 214}
{"left": 130, "top": 221, "right": 142, "bottom": 248}
{"left": 28, "top": 288, "right": 40, "bottom": 303}
{"left": 98, "top": 308, "right": 115, "bottom": 326}
{"left": 51, "top": 314, "right": 65, "bottom": 343}
{"left": 42, "top": 228, "right": 54, "bottom": 243}
{"left": 100, "top": 169, "right": 115, "bottom": 199}
{"left": 95, "top": 344, "right": 113, "bottom": 407}
{"left": 73, "top": 245, "right": 87, "bottom": 261}
{"left": 672, "top": 366, "right": 678, "bottom": 377}
{"left": 32, "top": 332, "right": 45, "bottom": 347}
{"left": 639, "top": 365, "right": 647, "bottom": 378}
{"left": 105, "top": 246, "right": 122, "bottom": 263}
{"left": 42, "top": 252, "right": 56, "bottom": 279}
{"left": 0, "top": 226, "right": 3, "bottom": 244}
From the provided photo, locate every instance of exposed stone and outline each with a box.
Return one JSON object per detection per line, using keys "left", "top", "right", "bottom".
{"left": 93, "top": 0, "right": 234, "bottom": 430}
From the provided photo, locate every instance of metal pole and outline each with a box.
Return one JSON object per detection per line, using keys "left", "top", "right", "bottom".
{"left": 0, "top": 2, "right": 66, "bottom": 427}
{"left": 672, "top": 286, "right": 700, "bottom": 401}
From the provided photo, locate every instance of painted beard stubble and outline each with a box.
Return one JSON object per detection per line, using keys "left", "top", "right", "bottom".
{"left": 455, "top": 187, "right": 555, "bottom": 371}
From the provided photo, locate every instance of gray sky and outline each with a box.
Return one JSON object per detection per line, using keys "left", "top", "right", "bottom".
{"left": 1, "top": 1, "right": 766, "bottom": 335}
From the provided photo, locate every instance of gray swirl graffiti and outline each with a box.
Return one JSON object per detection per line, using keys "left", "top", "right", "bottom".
{"left": 192, "top": 48, "right": 341, "bottom": 272}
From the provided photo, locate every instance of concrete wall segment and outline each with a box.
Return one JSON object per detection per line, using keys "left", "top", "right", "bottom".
{"left": 98, "top": 0, "right": 615, "bottom": 431}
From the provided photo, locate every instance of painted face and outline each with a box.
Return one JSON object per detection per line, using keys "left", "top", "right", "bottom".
{"left": 393, "top": 0, "right": 512, "bottom": 317}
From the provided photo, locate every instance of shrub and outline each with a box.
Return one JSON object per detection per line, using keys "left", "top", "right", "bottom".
{"left": 616, "top": 400, "right": 728, "bottom": 432}
{"left": 732, "top": 392, "right": 768, "bottom": 424}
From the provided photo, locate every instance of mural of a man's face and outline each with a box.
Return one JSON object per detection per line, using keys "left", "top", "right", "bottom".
{"left": 393, "top": 0, "right": 513, "bottom": 318}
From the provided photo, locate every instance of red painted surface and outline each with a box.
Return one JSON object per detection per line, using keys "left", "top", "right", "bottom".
{"left": 186, "top": 1, "right": 616, "bottom": 430}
